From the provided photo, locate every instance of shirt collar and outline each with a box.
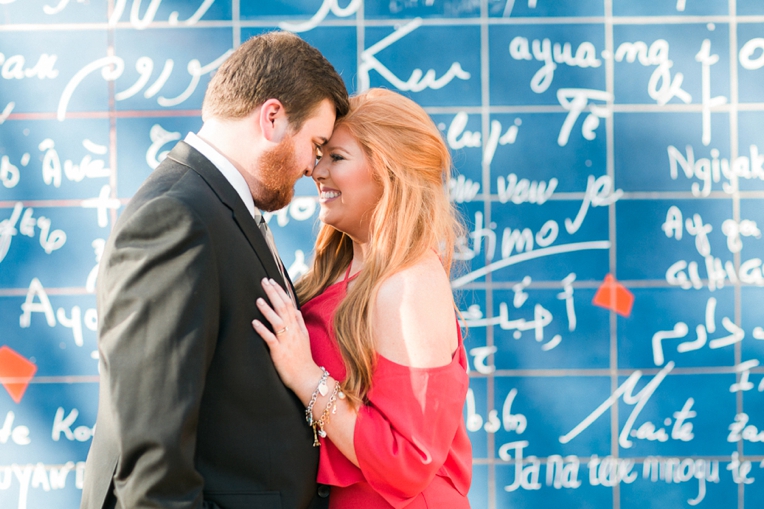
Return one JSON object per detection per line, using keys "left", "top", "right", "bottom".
{"left": 184, "top": 132, "right": 258, "bottom": 220}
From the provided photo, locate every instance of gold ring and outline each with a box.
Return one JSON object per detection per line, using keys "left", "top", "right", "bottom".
{"left": 276, "top": 327, "right": 288, "bottom": 335}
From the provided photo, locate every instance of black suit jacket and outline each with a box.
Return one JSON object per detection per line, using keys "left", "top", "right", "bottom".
{"left": 81, "top": 142, "right": 324, "bottom": 509}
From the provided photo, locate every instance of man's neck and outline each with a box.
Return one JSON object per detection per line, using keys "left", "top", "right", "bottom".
{"left": 197, "top": 119, "right": 264, "bottom": 198}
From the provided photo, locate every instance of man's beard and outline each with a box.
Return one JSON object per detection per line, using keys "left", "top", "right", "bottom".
{"left": 251, "top": 135, "right": 301, "bottom": 212}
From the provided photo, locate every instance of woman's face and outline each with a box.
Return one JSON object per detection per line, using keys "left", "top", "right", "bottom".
{"left": 312, "top": 124, "right": 383, "bottom": 242}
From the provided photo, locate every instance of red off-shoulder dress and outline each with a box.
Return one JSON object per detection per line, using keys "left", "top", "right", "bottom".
{"left": 301, "top": 267, "right": 472, "bottom": 509}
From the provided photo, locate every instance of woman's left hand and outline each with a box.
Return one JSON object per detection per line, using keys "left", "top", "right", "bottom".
{"left": 252, "top": 278, "right": 322, "bottom": 401}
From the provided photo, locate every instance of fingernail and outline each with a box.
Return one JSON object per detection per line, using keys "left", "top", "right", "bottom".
{"left": 269, "top": 278, "right": 277, "bottom": 285}
{"left": 262, "top": 278, "right": 270, "bottom": 286}
{"left": 256, "top": 298, "right": 265, "bottom": 305}
{"left": 252, "top": 319, "right": 260, "bottom": 327}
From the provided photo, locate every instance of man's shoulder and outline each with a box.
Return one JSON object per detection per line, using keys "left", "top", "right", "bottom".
{"left": 125, "top": 154, "right": 220, "bottom": 221}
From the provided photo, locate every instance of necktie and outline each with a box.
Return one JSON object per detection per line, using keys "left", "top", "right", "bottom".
{"left": 257, "top": 215, "right": 297, "bottom": 306}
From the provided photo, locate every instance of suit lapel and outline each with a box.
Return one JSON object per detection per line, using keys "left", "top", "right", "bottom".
{"left": 284, "top": 268, "right": 301, "bottom": 310}
{"left": 166, "top": 142, "right": 285, "bottom": 287}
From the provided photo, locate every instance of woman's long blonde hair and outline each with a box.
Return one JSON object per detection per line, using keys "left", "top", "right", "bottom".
{"left": 295, "top": 88, "right": 463, "bottom": 404}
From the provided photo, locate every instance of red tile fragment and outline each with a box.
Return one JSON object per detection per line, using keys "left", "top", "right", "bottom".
{"left": 0, "top": 346, "right": 37, "bottom": 403}
{"left": 592, "top": 274, "right": 634, "bottom": 318}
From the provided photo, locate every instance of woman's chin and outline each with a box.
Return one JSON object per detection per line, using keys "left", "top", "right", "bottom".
{"left": 318, "top": 211, "right": 335, "bottom": 228}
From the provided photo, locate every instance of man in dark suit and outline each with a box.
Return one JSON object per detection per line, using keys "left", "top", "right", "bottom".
{"left": 80, "top": 31, "right": 349, "bottom": 509}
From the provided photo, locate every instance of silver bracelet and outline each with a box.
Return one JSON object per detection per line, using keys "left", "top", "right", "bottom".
{"left": 315, "top": 381, "right": 342, "bottom": 439}
{"left": 305, "top": 367, "right": 329, "bottom": 428}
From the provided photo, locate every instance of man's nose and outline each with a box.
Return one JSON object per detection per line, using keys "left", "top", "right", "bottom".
{"left": 304, "top": 157, "right": 321, "bottom": 178}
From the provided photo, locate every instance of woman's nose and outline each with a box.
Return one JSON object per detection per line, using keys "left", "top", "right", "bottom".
{"left": 312, "top": 158, "right": 327, "bottom": 180}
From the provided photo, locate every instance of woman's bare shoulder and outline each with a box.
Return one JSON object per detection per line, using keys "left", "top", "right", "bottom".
{"left": 372, "top": 252, "right": 458, "bottom": 368}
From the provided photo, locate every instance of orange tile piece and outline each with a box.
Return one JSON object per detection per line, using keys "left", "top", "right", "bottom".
{"left": 0, "top": 346, "right": 37, "bottom": 403}
{"left": 592, "top": 274, "right": 634, "bottom": 318}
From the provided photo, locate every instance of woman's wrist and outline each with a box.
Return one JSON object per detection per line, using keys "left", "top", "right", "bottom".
{"left": 295, "top": 364, "right": 327, "bottom": 407}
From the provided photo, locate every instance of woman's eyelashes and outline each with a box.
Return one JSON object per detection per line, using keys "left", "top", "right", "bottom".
{"left": 330, "top": 153, "right": 345, "bottom": 162}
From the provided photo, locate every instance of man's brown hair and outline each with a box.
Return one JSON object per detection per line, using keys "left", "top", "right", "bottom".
{"left": 202, "top": 31, "right": 349, "bottom": 129}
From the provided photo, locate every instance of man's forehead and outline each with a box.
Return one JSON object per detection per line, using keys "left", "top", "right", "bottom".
{"left": 303, "top": 99, "right": 336, "bottom": 138}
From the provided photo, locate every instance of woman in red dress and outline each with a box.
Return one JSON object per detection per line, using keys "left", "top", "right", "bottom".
{"left": 252, "top": 88, "right": 472, "bottom": 508}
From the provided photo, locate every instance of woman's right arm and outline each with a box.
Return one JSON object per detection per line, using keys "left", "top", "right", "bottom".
{"left": 254, "top": 255, "right": 466, "bottom": 504}
{"left": 252, "top": 279, "right": 361, "bottom": 465}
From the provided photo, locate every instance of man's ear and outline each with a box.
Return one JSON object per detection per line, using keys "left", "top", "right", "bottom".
{"left": 259, "top": 98, "right": 289, "bottom": 142}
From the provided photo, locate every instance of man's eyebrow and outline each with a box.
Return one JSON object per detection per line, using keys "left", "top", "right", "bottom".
{"left": 317, "top": 137, "right": 329, "bottom": 145}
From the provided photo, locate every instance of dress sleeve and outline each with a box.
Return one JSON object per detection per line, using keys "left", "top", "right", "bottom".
{"left": 352, "top": 354, "right": 469, "bottom": 509}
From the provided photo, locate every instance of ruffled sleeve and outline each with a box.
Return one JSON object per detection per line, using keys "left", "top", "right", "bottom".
{"left": 352, "top": 347, "right": 470, "bottom": 508}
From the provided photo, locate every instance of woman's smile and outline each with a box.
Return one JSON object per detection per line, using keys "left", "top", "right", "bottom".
{"left": 319, "top": 187, "right": 342, "bottom": 202}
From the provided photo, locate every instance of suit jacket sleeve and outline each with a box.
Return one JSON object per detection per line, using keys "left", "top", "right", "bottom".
{"left": 97, "top": 194, "right": 220, "bottom": 508}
